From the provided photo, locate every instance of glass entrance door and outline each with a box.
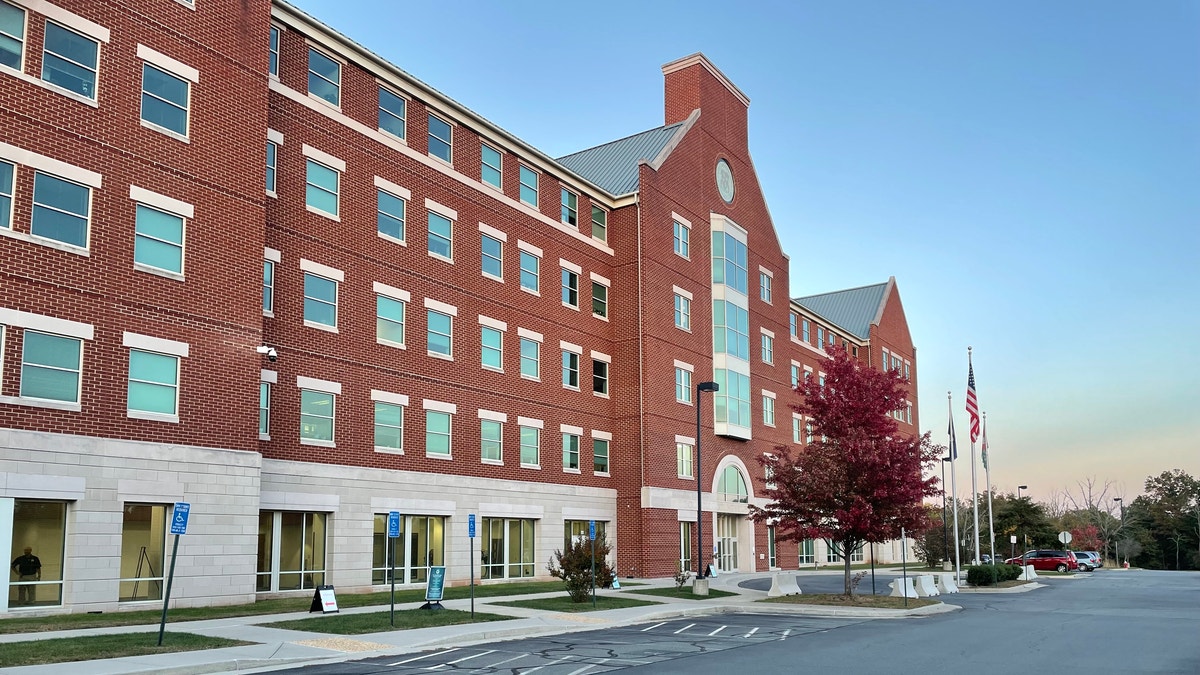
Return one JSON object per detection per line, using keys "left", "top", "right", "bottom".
{"left": 716, "top": 515, "right": 738, "bottom": 572}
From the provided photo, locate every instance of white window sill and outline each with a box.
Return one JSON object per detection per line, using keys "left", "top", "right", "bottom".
{"left": 263, "top": 310, "right": 275, "bottom": 319}
{"left": 563, "top": 467, "right": 581, "bottom": 474}
{"left": 562, "top": 302, "right": 579, "bottom": 311}
{"left": 377, "top": 339, "right": 406, "bottom": 350}
{"left": 428, "top": 351, "right": 453, "bottom": 361}
{"left": 306, "top": 204, "right": 341, "bottom": 222}
{"left": 300, "top": 438, "right": 336, "bottom": 448}
{"left": 375, "top": 446, "right": 404, "bottom": 455}
{"left": 378, "top": 232, "right": 407, "bottom": 246}
{"left": 481, "top": 180, "right": 502, "bottom": 193}
{"left": 140, "top": 119, "right": 190, "bottom": 143}
{"left": 594, "top": 471, "right": 610, "bottom": 478}
{"left": 676, "top": 325, "right": 691, "bottom": 332}
{"left": 520, "top": 287, "right": 540, "bottom": 297}
{"left": 134, "top": 262, "right": 185, "bottom": 282}
{"left": 0, "top": 395, "right": 81, "bottom": 412}
{"left": 677, "top": 399, "right": 694, "bottom": 406}
{"left": 127, "top": 410, "right": 179, "bottom": 423}
{"left": 482, "top": 458, "right": 503, "bottom": 466}
{"left": 427, "top": 251, "right": 454, "bottom": 264}
{"left": 593, "top": 391, "right": 609, "bottom": 399}
{"left": 678, "top": 474, "right": 694, "bottom": 480}
{"left": 304, "top": 320, "right": 339, "bottom": 333}
{"left": 259, "top": 433, "right": 271, "bottom": 441}
{"left": 428, "top": 153, "right": 453, "bottom": 167}
{"left": 482, "top": 272, "right": 503, "bottom": 283}
{"left": 563, "top": 384, "right": 580, "bottom": 392}
{"left": 519, "top": 199, "right": 537, "bottom": 209}
{"left": 521, "top": 463, "right": 541, "bottom": 470}
{"left": 520, "top": 374, "right": 540, "bottom": 383}
{"left": 592, "top": 314, "right": 609, "bottom": 322}
{"left": 482, "top": 365, "right": 503, "bottom": 374}
{"left": 0, "top": 228, "right": 90, "bottom": 256}
{"left": 172, "top": 0, "right": 196, "bottom": 10}
{"left": 426, "top": 452, "right": 453, "bottom": 460}
{"left": 307, "top": 92, "right": 342, "bottom": 113}
{"left": 0, "top": 64, "right": 101, "bottom": 107}
{"left": 675, "top": 252, "right": 689, "bottom": 261}
{"left": 379, "top": 128, "right": 407, "bottom": 144}
{"left": 266, "top": 190, "right": 277, "bottom": 199}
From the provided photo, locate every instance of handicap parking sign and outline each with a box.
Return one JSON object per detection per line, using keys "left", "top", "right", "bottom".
{"left": 170, "top": 502, "right": 191, "bottom": 535}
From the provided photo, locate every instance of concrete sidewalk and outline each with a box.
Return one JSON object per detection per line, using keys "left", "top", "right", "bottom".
{"left": 0, "top": 570, "right": 960, "bottom": 675}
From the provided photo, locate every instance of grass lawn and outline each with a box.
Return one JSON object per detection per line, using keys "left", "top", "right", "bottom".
{"left": 493, "top": 595, "right": 662, "bottom": 613}
{"left": 993, "top": 580, "right": 1034, "bottom": 588}
{"left": 624, "top": 586, "right": 740, "bottom": 600}
{"left": 0, "top": 632, "right": 249, "bottom": 668}
{"left": 761, "top": 594, "right": 939, "bottom": 609}
{"left": 265, "top": 608, "right": 512, "bottom": 634}
{"left": 0, "top": 581, "right": 568, "bottom": 635}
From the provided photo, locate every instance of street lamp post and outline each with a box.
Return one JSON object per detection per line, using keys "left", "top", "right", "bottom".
{"left": 695, "top": 381, "right": 719, "bottom": 578}
{"left": 1113, "top": 497, "right": 1123, "bottom": 565}
{"left": 942, "top": 457, "right": 951, "bottom": 566}
{"left": 1017, "top": 485, "right": 1028, "bottom": 553}
{"left": 1017, "top": 485, "right": 1027, "bottom": 500}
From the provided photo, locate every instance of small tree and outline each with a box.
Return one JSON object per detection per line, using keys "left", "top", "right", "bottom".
{"left": 750, "top": 345, "right": 942, "bottom": 595}
{"left": 547, "top": 536, "right": 615, "bottom": 603}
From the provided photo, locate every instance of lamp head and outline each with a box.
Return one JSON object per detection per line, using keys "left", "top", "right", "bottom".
{"left": 1018, "top": 485, "right": 1028, "bottom": 490}
{"left": 697, "top": 381, "right": 719, "bottom": 393}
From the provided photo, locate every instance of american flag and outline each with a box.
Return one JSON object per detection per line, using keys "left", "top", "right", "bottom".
{"left": 981, "top": 417, "right": 989, "bottom": 470}
{"left": 966, "top": 362, "right": 980, "bottom": 443}
{"left": 948, "top": 415, "right": 958, "bottom": 460}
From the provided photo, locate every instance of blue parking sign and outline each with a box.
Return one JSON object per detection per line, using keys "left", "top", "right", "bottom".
{"left": 468, "top": 513, "right": 476, "bottom": 538}
{"left": 589, "top": 520, "right": 596, "bottom": 541}
{"left": 387, "top": 511, "right": 401, "bottom": 538}
{"left": 170, "top": 502, "right": 190, "bottom": 535}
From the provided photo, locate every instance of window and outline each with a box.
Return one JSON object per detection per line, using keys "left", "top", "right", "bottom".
{"left": 378, "top": 88, "right": 406, "bottom": 139}
{"left": 714, "top": 368, "right": 751, "bottom": 429}
{"left": 907, "top": 402, "right": 913, "bottom": 424}
{"left": 675, "top": 366, "right": 692, "bottom": 403}
{"left": 519, "top": 336, "right": 539, "bottom": 380}
{"left": 717, "top": 466, "right": 748, "bottom": 503}
{"left": 303, "top": 273, "right": 337, "bottom": 327}
{"left": 761, "top": 333, "right": 773, "bottom": 364}
{"left": 265, "top": 141, "right": 277, "bottom": 194}
{"left": 481, "top": 325, "right": 502, "bottom": 370}
{"left": 42, "top": 22, "right": 97, "bottom": 99}
{"left": 792, "top": 415, "right": 802, "bottom": 443}
{"left": 591, "top": 206, "right": 607, "bottom": 242}
{"left": 561, "top": 350, "right": 579, "bottom": 389}
{"left": 674, "top": 293, "right": 691, "bottom": 330}
{"left": 592, "top": 358, "right": 608, "bottom": 395}
{"left": 372, "top": 514, "right": 444, "bottom": 585}
{"left": 305, "top": 159, "right": 339, "bottom": 217}
{"left": 762, "top": 394, "right": 775, "bottom": 426}
{"left": 267, "top": 25, "right": 278, "bottom": 76}
{"left": 790, "top": 364, "right": 800, "bottom": 388}
{"left": 593, "top": 437, "right": 609, "bottom": 474}
{"left": 519, "top": 250, "right": 539, "bottom": 292}
{"left": 427, "top": 212, "right": 452, "bottom": 259}
{"left": 520, "top": 425, "right": 539, "bottom": 466}
{"left": 21, "top": 331, "right": 81, "bottom": 403}
{"left": 300, "top": 389, "right": 335, "bottom": 442}
{"left": 561, "top": 268, "right": 578, "bottom": 308}
{"left": 374, "top": 402, "right": 404, "bottom": 452}
{"left": 481, "top": 233, "right": 502, "bottom": 279}
{"left": 481, "top": 517, "right": 535, "bottom": 579}
{"left": 427, "top": 113, "right": 452, "bottom": 162}
{"left": 799, "top": 539, "right": 815, "bottom": 565}
{"left": 119, "top": 503, "right": 167, "bottom": 601}
{"left": 676, "top": 442, "right": 693, "bottom": 478}
{"left": 377, "top": 189, "right": 406, "bottom": 241}
{"left": 257, "top": 511, "right": 326, "bottom": 592}
{"left": 480, "top": 143, "right": 501, "bottom": 188}
{"left": 481, "top": 419, "right": 502, "bottom": 462}
{"left": 562, "top": 432, "right": 579, "bottom": 470}
{"left": 767, "top": 526, "right": 777, "bottom": 568}
{"left": 789, "top": 313, "right": 797, "bottom": 337}
{"left": 0, "top": 2, "right": 25, "bottom": 70}
{"left": 425, "top": 409, "right": 451, "bottom": 456}
{"left": 802, "top": 319, "right": 810, "bottom": 343}
{"left": 561, "top": 189, "right": 577, "bottom": 227}
{"left": 680, "top": 523, "right": 692, "bottom": 575}
{"left": 0, "top": 159, "right": 13, "bottom": 229}
{"left": 9, "top": 500, "right": 67, "bottom": 607}
{"left": 426, "top": 310, "right": 452, "bottom": 357}
{"left": 592, "top": 281, "right": 608, "bottom": 318}
{"left": 376, "top": 295, "right": 405, "bottom": 346}
{"left": 817, "top": 327, "right": 825, "bottom": 346}
{"left": 806, "top": 421, "right": 814, "bottom": 444}
{"left": 258, "top": 382, "right": 270, "bottom": 436}
{"left": 905, "top": 362, "right": 910, "bottom": 380}
{"left": 673, "top": 220, "right": 690, "bottom": 258}
{"left": 519, "top": 165, "right": 538, "bottom": 207}
{"left": 564, "top": 520, "right": 607, "bottom": 548}
{"left": 760, "top": 271, "right": 772, "bottom": 303}
{"left": 141, "top": 64, "right": 189, "bottom": 136}
{"left": 32, "top": 172, "right": 90, "bottom": 248}
{"left": 307, "top": 47, "right": 340, "bottom": 106}
{"left": 711, "top": 230, "right": 748, "bottom": 294}
{"left": 134, "top": 205, "right": 184, "bottom": 274}
{"left": 127, "top": 349, "right": 179, "bottom": 416}
{"left": 713, "top": 300, "right": 749, "bottom": 360}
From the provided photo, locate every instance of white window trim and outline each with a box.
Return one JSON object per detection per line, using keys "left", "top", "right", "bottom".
{"left": 560, "top": 258, "right": 582, "bottom": 274}
{"left": 300, "top": 259, "right": 344, "bottom": 282}
{"left": 136, "top": 44, "right": 198, "bottom": 82}
{"left": 264, "top": 246, "right": 281, "bottom": 263}
{"left": 671, "top": 285, "right": 693, "bottom": 301}
{"left": 267, "top": 128, "right": 284, "bottom": 145}
{"left": 560, "top": 340, "right": 582, "bottom": 354}
{"left": 423, "top": 297, "right": 458, "bottom": 316}
{"left": 373, "top": 175, "right": 411, "bottom": 201}
{"left": 301, "top": 144, "right": 345, "bottom": 172}
{"left": 0, "top": 308, "right": 93, "bottom": 339}
{"left": 260, "top": 370, "right": 278, "bottom": 384}
{"left": 427, "top": 112, "right": 454, "bottom": 164}
{"left": 0, "top": 141, "right": 102, "bottom": 188}
{"left": 673, "top": 359, "right": 694, "bottom": 372}
{"left": 479, "top": 222, "right": 506, "bottom": 241}
{"left": 423, "top": 399, "right": 457, "bottom": 414}
{"left": 478, "top": 408, "right": 507, "bottom": 422}
{"left": 122, "top": 331, "right": 189, "bottom": 357}
{"left": 373, "top": 281, "right": 410, "bottom": 302}
{"left": 517, "top": 327, "right": 542, "bottom": 342}
{"left": 478, "top": 314, "right": 507, "bottom": 331}
{"left": 424, "top": 197, "right": 457, "bottom": 221}
{"left": 371, "top": 390, "right": 409, "bottom": 406}
{"left": 297, "top": 375, "right": 341, "bottom": 395}
{"left": 517, "top": 416, "right": 543, "bottom": 429}
{"left": 31, "top": 2, "right": 111, "bottom": 42}
{"left": 129, "top": 185, "right": 194, "bottom": 219}
{"left": 590, "top": 350, "right": 611, "bottom": 363}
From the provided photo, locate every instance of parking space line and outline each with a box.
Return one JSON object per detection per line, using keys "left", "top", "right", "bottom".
{"left": 641, "top": 622, "right": 667, "bottom": 632}
{"left": 389, "top": 649, "right": 458, "bottom": 666}
{"left": 708, "top": 626, "right": 727, "bottom": 636}
{"left": 744, "top": 627, "right": 760, "bottom": 638}
{"left": 427, "top": 650, "right": 496, "bottom": 669}
{"left": 673, "top": 623, "right": 696, "bottom": 634}
{"left": 780, "top": 629, "right": 791, "bottom": 640}
{"left": 520, "top": 655, "right": 573, "bottom": 673}
{"left": 566, "top": 662, "right": 605, "bottom": 675}
{"left": 469, "top": 653, "right": 526, "bottom": 672}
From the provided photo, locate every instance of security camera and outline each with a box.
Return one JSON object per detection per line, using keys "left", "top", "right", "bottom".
{"left": 256, "top": 345, "right": 278, "bottom": 362}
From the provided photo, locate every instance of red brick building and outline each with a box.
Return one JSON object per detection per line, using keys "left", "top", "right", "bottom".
{"left": 0, "top": 0, "right": 918, "bottom": 613}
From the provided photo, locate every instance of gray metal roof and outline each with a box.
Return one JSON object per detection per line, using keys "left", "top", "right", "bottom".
{"left": 556, "top": 123, "right": 684, "bottom": 195}
{"left": 794, "top": 282, "right": 889, "bottom": 340}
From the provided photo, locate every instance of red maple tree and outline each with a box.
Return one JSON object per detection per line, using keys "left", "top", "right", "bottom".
{"left": 1070, "top": 524, "right": 1103, "bottom": 551}
{"left": 749, "top": 346, "right": 943, "bottom": 595}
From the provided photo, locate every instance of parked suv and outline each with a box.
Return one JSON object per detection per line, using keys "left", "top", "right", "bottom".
{"left": 1075, "top": 551, "right": 1102, "bottom": 571}
{"left": 1006, "top": 549, "right": 1079, "bottom": 572}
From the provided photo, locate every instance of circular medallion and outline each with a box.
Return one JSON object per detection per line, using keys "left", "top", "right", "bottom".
{"left": 716, "top": 159, "right": 735, "bottom": 203}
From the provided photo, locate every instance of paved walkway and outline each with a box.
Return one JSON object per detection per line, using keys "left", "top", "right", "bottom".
{"left": 0, "top": 570, "right": 973, "bottom": 675}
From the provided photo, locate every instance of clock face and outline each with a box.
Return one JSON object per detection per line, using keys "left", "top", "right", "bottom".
{"left": 716, "top": 159, "right": 735, "bottom": 203}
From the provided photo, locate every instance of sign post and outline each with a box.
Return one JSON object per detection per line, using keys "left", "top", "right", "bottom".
{"left": 158, "top": 502, "right": 190, "bottom": 646}
{"left": 589, "top": 520, "right": 596, "bottom": 609}
{"left": 468, "top": 514, "right": 476, "bottom": 619}
{"left": 388, "top": 511, "right": 400, "bottom": 626}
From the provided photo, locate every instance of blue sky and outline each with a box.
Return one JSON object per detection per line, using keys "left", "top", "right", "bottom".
{"left": 290, "top": 0, "right": 1200, "bottom": 501}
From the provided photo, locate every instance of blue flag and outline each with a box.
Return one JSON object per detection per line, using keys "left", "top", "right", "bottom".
{"left": 948, "top": 415, "right": 959, "bottom": 460}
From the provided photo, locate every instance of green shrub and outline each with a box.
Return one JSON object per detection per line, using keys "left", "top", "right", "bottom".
{"left": 966, "top": 565, "right": 999, "bottom": 586}
{"left": 547, "top": 536, "right": 615, "bottom": 603}
{"left": 999, "top": 564, "right": 1022, "bottom": 581}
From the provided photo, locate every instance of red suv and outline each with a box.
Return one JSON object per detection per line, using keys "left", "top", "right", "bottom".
{"left": 1005, "top": 550, "right": 1079, "bottom": 572}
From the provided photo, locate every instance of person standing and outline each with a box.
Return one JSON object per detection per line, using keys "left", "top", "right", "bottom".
{"left": 10, "top": 546, "right": 41, "bottom": 605}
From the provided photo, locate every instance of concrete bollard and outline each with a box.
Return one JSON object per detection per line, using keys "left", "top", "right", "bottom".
{"left": 1019, "top": 565, "right": 1039, "bottom": 581}
{"left": 935, "top": 572, "right": 959, "bottom": 594}
{"left": 913, "top": 575, "right": 940, "bottom": 597}
{"left": 767, "top": 572, "right": 803, "bottom": 597}
{"left": 888, "top": 577, "right": 918, "bottom": 598}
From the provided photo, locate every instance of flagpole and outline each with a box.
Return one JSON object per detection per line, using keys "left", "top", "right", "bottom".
{"left": 984, "top": 412, "right": 996, "bottom": 562}
{"left": 968, "top": 348, "right": 980, "bottom": 566}
{"left": 948, "top": 392, "right": 961, "bottom": 583}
